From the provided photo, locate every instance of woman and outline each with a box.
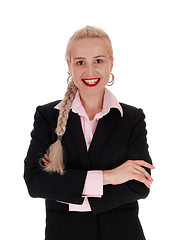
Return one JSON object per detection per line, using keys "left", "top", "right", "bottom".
{"left": 24, "top": 26, "right": 154, "bottom": 240}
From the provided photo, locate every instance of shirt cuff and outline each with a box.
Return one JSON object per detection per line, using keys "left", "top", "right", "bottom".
{"left": 82, "top": 170, "right": 103, "bottom": 197}
{"left": 69, "top": 197, "right": 91, "bottom": 212}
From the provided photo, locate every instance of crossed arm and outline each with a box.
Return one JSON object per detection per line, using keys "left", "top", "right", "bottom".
{"left": 42, "top": 154, "right": 154, "bottom": 205}
{"left": 24, "top": 105, "right": 154, "bottom": 211}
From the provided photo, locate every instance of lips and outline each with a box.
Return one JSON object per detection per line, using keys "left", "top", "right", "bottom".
{"left": 82, "top": 78, "right": 101, "bottom": 87}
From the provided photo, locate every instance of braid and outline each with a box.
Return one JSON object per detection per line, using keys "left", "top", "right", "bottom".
{"left": 44, "top": 81, "right": 77, "bottom": 175}
{"left": 56, "top": 84, "right": 77, "bottom": 136}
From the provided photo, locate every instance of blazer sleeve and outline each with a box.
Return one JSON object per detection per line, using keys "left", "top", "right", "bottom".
{"left": 89, "top": 108, "right": 153, "bottom": 214}
{"left": 24, "top": 105, "right": 87, "bottom": 204}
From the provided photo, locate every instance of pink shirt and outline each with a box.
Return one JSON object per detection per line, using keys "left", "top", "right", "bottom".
{"left": 55, "top": 88, "right": 123, "bottom": 211}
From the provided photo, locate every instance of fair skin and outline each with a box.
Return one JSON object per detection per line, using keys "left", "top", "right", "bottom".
{"left": 42, "top": 37, "right": 154, "bottom": 204}
{"left": 67, "top": 38, "right": 113, "bottom": 120}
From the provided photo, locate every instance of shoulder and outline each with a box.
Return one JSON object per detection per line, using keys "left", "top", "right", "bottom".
{"left": 36, "top": 100, "right": 61, "bottom": 113}
{"left": 120, "top": 102, "right": 140, "bottom": 112}
{"left": 34, "top": 100, "right": 62, "bottom": 122}
{"left": 119, "top": 102, "right": 146, "bottom": 122}
{"left": 38, "top": 100, "right": 61, "bottom": 111}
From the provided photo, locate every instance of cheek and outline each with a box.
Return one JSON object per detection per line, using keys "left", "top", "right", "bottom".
{"left": 72, "top": 71, "right": 81, "bottom": 80}
{"left": 103, "top": 73, "right": 110, "bottom": 84}
{"left": 72, "top": 73, "right": 82, "bottom": 86}
{"left": 71, "top": 65, "right": 81, "bottom": 77}
{"left": 100, "top": 66, "right": 110, "bottom": 79}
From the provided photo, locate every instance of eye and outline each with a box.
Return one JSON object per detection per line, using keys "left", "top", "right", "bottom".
{"left": 77, "top": 61, "right": 85, "bottom": 66}
{"left": 95, "top": 59, "right": 103, "bottom": 64}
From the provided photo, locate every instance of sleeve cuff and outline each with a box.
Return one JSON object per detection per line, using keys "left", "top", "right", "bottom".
{"left": 69, "top": 197, "right": 91, "bottom": 211}
{"left": 82, "top": 170, "right": 103, "bottom": 197}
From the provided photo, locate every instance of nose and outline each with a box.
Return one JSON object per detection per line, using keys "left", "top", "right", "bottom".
{"left": 85, "top": 64, "right": 95, "bottom": 77}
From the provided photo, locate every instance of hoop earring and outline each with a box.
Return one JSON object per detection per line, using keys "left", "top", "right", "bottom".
{"left": 107, "top": 73, "right": 115, "bottom": 86}
{"left": 67, "top": 72, "right": 75, "bottom": 87}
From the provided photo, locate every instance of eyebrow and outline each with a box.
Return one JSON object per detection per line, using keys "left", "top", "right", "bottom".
{"left": 73, "top": 55, "right": 106, "bottom": 60}
{"left": 73, "top": 57, "right": 85, "bottom": 60}
{"left": 94, "top": 55, "right": 106, "bottom": 58}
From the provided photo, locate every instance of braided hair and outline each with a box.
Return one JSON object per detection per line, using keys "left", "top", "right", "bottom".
{"left": 44, "top": 82, "right": 77, "bottom": 175}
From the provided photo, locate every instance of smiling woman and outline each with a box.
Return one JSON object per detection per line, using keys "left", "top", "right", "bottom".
{"left": 67, "top": 37, "right": 113, "bottom": 101}
{"left": 24, "top": 26, "right": 154, "bottom": 240}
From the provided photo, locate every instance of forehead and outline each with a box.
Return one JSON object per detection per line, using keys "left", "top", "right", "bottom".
{"left": 71, "top": 38, "right": 109, "bottom": 58}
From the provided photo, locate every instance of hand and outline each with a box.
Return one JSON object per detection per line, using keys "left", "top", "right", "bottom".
{"left": 42, "top": 154, "right": 70, "bottom": 205}
{"left": 103, "top": 160, "right": 155, "bottom": 188}
{"left": 41, "top": 154, "right": 50, "bottom": 166}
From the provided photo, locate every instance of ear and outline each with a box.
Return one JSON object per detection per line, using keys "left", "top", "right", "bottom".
{"left": 110, "top": 57, "right": 114, "bottom": 72}
{"left": 67, "top": 59, "right": 72, "bottom": 74}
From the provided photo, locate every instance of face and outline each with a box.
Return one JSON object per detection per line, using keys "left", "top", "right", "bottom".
{"left": 67, "top": 38, "right": 113, "bottom": 97}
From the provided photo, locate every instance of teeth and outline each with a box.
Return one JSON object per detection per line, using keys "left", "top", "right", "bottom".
{"left": 83, "top": 79, "right": 99, "bottom": 84}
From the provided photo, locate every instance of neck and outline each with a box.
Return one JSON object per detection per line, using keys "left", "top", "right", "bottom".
{"left": 78, "top": 89, "right": 105, "bottom": 120}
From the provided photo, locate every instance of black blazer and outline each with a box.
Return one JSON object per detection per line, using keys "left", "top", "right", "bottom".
{"left": 24, "top": 100, "right": 152, "bottom": 238}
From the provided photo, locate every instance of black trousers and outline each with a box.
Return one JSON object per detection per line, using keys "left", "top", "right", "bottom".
{"left": 45, "top": 207, "right": 146, "bottom": 240}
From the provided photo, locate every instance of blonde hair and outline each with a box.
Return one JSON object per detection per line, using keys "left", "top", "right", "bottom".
{"left": 65, "top": 25, "right": 113, "bottom": 61}
{"left": 44, "top": 26, "right": 113, "bottom": 175}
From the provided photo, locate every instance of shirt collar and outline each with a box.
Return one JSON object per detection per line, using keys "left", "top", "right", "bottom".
{"left": 54, "top": 88, "right": 123, "bottom": 120}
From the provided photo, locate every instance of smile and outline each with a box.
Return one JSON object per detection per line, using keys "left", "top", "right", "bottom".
{"left": 82, "top": 78, "right": 101, "bottom": 87}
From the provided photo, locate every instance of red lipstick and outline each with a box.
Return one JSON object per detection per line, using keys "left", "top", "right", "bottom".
{"left": 82, "top": 78, "right": 101, "bottom": 87}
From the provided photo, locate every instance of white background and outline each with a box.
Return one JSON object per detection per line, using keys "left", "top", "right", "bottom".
{"left": 0, "top": 0, "right": 173, "bottom": 239}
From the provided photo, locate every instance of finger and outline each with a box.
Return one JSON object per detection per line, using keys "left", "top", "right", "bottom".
{"left": 42, "top": 158, "right": 50, "bottom": 165}
{"left": 135, "top": 160, "right": 155, "bottom": 169}
{"left": 134, "top": 165, "right": 154, "bottom": 182}
{"left": 133, "top": 169, "right": 145, "bottom": 177}
{"left": 133, "top": 173, "right": 152, "bottom": 188}
{"left": 133, "top": 169, "right": 153, "bottom": 185}
{"left": 44, "top": 154, "right": 50, "bottom": 162}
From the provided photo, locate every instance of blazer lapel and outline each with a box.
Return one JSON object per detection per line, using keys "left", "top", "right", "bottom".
{"left": 66, "top": 109, "right": 121, "bottom": 170}
{"left": 67, "top": 111, "right": 92, "bottom": 168}
{"left": 88, "top": 109, "right": 121, "bottom": 168}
